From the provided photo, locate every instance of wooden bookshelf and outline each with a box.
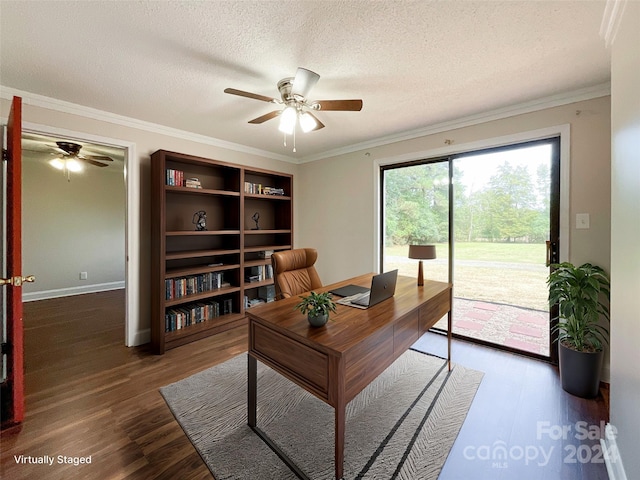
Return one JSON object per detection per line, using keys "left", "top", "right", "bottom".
{"left": 150, "top": 150, "right": 292, "bottom": 354}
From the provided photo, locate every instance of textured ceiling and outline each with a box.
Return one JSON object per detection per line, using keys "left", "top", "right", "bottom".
{"left": 0, "top": 1, "right": 610, "bottom": 162}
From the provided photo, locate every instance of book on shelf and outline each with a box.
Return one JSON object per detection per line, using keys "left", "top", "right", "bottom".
{"left": 244, "top": 182, "right": 285, "bottom": 196}
{"left": 259, "top": 250, "right": 274, "bottom": 258}
{"left": 165, "top": 271, "right": 227, "bottom": 300}
{"left": 244, "top": 296, "right": 266, "bottom": 308}
{"left": 245, "top": 265, "right": 273, "bottom": 283}
{"left": 184, "top": 177, "right": 202, "bottom": 189}
{"left": 263, "top": 186, "right": 285, "bottom": 196}
{"left": 166, "top": 169, "right": 184, "bottom": 186}
{"left": 164, "top": 300, "right": 222, "bottom": 332}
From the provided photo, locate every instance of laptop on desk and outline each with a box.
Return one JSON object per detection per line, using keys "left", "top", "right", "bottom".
{"left": 337, "top": 270, "right": 398, "bottom": 309}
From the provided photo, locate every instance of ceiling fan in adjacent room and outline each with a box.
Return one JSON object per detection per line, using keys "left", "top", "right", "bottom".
{"left": 46, "top": 141, "right": 115, "bottom": 180}
{"left": 224, "top": 67, "right": 363, "bottom": 151}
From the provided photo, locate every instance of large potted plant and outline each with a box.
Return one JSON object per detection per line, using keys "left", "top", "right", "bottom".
{"left": 547, "top": 262, "right": 610, "bottom": 398}
{"left": 294, "top": 291, "right": 337, "bottom": 327}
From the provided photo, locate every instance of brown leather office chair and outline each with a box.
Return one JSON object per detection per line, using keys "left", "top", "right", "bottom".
{"left": 271, "top": 248, "right": 323, "bottom": 299}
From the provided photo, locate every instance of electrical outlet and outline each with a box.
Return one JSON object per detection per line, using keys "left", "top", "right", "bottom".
{"left": 80, "top": 272, "right": 88, "bottom": 280}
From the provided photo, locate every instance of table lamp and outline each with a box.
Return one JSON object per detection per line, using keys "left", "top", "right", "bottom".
{"left": 408, "top": 245, "right": 436, "bottom": 286}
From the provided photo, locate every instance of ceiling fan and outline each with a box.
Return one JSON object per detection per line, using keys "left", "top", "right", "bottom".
{"left": 51, "top": 141, "right": 115, "bottom": 168}
{"left": 45, "top": 141, "right": 114, "bottom": 181}
{"left": 224, "top": 67, "right": 363, "bottom": 150}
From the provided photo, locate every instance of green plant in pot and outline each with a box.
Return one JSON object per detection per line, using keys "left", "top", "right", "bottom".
{"left": 547, "top": 262, "right": 610, "bottom": 398}
{"left": 294, "top": 291, "right": 337, "bottom": 327}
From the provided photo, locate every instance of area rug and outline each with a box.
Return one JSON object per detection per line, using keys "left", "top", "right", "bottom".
{"left": 160, "top": 349, "right": 483, "bottom": 480}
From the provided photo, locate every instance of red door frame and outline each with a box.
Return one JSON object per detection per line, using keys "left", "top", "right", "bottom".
{"left": 2, "top": 96, "right": 24, "bottom": 428}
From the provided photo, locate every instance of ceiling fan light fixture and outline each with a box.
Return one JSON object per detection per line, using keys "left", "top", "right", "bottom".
{"left": 66, "top": 158, "right": 83, "bottom": 172}
{"left": 299, "top": 112, "right": 318, "bottom": 133}
{"left": 278, "top": 106, "right": 297, "bottom": 134}
{"left": 49, "top": 158, "right": 65, "bottom": 170}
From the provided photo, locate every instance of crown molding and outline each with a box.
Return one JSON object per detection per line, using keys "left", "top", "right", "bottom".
{"left": 0, "top": 86, "right": 297, "bottom": 164}
{"left": 298, "top": 82, "right": 611, "bottom": 163}
{"left": 2, "top": 82, "right": 610, "bottom": 166}
{"left": 600, "top": 0, "right": 628, "bottom": 47}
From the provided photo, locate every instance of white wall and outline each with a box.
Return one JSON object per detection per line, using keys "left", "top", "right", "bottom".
{"left": 609, "top": 1, "right": 640, "bottom": 477}
{"left": 22, "top": 150, "right": 126, "bottom": 299}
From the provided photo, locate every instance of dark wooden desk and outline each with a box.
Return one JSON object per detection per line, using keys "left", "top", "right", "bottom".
{"left": 247, "top": 273, "right": 452, "bottom": 480}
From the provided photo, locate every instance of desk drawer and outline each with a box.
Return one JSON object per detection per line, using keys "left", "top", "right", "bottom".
{"left": 251, "top": 322, "right": 328, "bottom": 395}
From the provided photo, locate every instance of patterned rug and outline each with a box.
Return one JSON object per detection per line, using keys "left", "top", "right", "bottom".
{"left": 160, "top": 349, "right": 483, "bottom": 480}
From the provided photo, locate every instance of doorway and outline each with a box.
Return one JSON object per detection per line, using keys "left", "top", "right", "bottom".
{"left": 381, "top": 137, "right": 560, "bottom": 359}
{"left": 21, "top": 132, "right": 126, "bottom": 300}
{"left": 19, "top": 127, "right": 137, "bottom": 339}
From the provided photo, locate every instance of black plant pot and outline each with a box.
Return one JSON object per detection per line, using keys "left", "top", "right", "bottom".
{"left": 558, "top": 342, "right": 604, "bottom": 398}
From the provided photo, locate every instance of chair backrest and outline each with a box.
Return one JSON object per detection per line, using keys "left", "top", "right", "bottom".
{"left": 271, "top": 248, "right": 323, "bottom": 299}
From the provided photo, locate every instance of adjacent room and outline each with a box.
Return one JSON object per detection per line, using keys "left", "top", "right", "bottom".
{"left": 1, "top": 1, "right": 638, "bottom": 480}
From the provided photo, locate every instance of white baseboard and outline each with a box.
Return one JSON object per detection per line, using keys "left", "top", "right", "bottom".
{"left": 23, "top": 281, "right": 125, "bottom": 302}
{"left": 130, "top": 328, "right": 150, "bottom": 347}
{"left": 601, "top": 423, "right": 628, "bottom": 480}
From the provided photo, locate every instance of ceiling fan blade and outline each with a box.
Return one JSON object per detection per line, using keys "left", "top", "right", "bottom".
{"left": 291, "top": 68, "right": 320, "bottom": 98}
{"left": 224, "top": 88, "right": 277, "bottom": 103}
{"left": 306, "top": 112, "right": 325, "bottom": 131}
{"left": 50, "top": 150, "right": 71, "bottom": 157}
{"left": 248, "top": 110, "right": 281, "bottom": 124}
{"left": 80, "top": 154, "right": 114, "bottom": 162}
{"left": 314, "top": 99, "right": 363, "bottom": 111}
{"left": 82, "top": 158, "right": 109, "bottom": 167}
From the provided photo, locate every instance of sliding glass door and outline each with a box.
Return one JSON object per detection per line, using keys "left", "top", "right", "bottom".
{"left": 381, "top": 159, "right": 450, "bottom": 285}
{"left": 381, "top": 138, "right": 560, "bottom": 359}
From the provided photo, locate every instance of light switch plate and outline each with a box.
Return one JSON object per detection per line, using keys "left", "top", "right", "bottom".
{"left": 576, "top": 213, "right": 590, "bottom": 229}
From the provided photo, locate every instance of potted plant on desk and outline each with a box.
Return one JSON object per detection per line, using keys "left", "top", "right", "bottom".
{"left": 294, "top": 291, "right": 337, "bottom": 327}
{"left": 547, "top": 262, "right": 610, "bottom": 398}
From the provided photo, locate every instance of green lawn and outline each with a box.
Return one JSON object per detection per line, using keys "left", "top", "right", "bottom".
{"left": 386, "top": 242, "right": 547, "bottom": 264}
{"left": 384, "top": 242, "right": 549, "bottom": 310}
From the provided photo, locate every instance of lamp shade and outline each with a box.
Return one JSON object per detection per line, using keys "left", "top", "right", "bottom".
{"left": 408, "top": 245, "right": 436, "bottom": 260}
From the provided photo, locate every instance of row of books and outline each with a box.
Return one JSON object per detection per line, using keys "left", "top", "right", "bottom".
{"left": 166, "top": 169, "right": 202, "bottom": 188}
{"left": 244, "top": 182, "right": 285, "bottom": 196}
{"left": 164, "top": 298, "right": 233, "bottom": 332}
{"left": 166, "top": 169, "right": 184, "bottom": 186}
{"left": 165, "top": 271, "right": 228, "bottom": 300}
{"left": 245, "top": 264, "right": 273, "bottom": 283}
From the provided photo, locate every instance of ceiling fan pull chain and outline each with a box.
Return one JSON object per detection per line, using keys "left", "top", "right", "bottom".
{"left": 283, "top": 131, "right": 287, "bottom": 147}
{"left": 293, "top": 127, "right": 296, "bottom": 153}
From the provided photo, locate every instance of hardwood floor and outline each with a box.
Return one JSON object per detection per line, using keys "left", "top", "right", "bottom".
{"left": 1, "top": 291, "right": 608, "bottom": 479}
{"left": 2, "top": 290, "right": 244, "bottom": 480}
{"left": 413, "top": 333, "right": 609, "bottom": 480}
